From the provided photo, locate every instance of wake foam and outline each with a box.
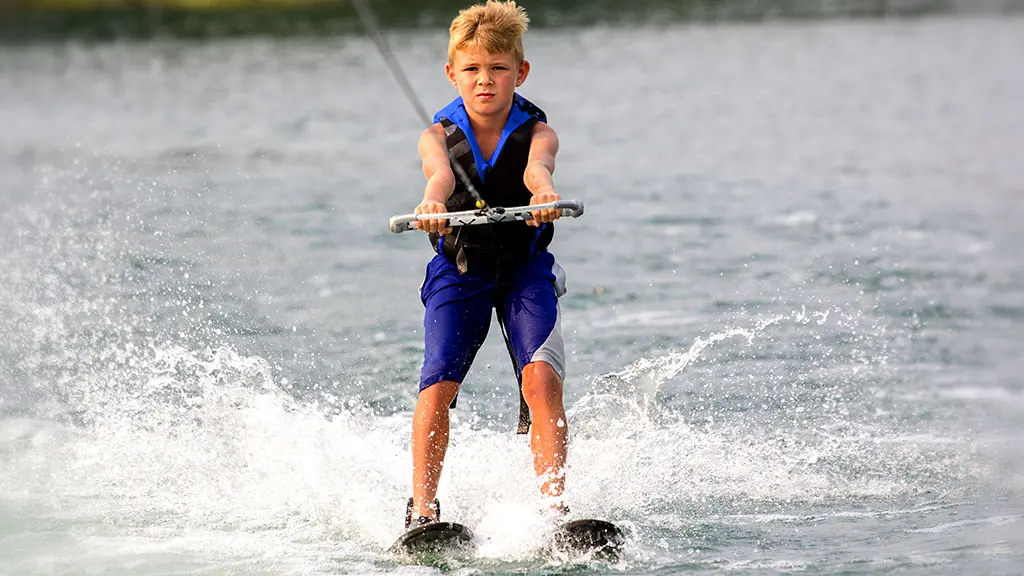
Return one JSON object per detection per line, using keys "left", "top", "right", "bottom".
{"left": 0, "top": 312, "right": 989, "bottom": 570}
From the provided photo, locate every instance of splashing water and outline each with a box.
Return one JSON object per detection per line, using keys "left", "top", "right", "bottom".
{"left": 1, "top": 306, "right": 986, "bottom": 574}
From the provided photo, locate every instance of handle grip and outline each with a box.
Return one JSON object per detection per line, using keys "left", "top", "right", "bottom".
{"left": 388, "top": 200, "right": 584, "bottom": 234}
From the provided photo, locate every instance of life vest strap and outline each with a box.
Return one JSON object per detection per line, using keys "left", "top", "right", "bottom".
{"left": 497, "top": 304, "right": 531, "bottom": 435}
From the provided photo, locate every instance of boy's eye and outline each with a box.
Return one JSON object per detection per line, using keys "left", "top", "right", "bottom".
{"left": 464, "top": 66, "right": 477, "bottom": 71}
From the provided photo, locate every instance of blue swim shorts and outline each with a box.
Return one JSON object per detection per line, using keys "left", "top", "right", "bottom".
{"left": 418, "top": 250, "right": 567, "bottom": 392}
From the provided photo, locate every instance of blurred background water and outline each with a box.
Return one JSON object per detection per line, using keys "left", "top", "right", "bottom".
{"left": 1, "top": 0, "right": 1023, "bottom": 574}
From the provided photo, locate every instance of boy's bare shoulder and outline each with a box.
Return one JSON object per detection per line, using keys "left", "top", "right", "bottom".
{"left": 531, "top": 120, "right": 558, "bottom": 138}
{"left": 422, "top": 123, "right": 447, "bottom": 139}
{"left": 530, "top": 121, "right": 559, "bottom": 152}
{"left": 418, "top": 123, "right": 448, "bottom": 153}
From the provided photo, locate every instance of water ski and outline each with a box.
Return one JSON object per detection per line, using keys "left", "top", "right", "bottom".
{"left": 552, "top": 519, "right": 624, "bottom": 560}
{"left": 388, "top": 522, "right": 475, "bottom": 556}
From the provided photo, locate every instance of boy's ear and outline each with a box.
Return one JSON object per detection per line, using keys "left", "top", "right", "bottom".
{"left": 516, "top": 59, "right": 530, "bottom": 87}
{"left": 446, "top": 62, "right": 457, "bottom": 87}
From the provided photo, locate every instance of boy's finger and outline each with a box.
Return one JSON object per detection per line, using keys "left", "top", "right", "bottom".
{"left": 424, "top": 217, "right": 448, "bottom": 234}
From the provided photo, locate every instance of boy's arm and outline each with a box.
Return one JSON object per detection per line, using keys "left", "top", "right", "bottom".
{"left": 416, "top": 124, "right": 455, "bottom": 234}
{"left": 524, "top": 122, "right": 561, "bottom": 226}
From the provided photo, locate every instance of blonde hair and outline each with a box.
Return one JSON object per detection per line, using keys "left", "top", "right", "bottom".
{"left": 448, "top": 1, "right": 530, "bottom": 64}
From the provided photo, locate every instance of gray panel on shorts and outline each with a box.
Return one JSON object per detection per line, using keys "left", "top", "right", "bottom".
{"left": 532, "top": 261, "right": 567, "bottom": 378}
{"left": 552, "top": 261, "right": 567, "bottom": 297}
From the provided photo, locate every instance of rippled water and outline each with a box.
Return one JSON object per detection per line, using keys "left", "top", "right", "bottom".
{"left": 1, "top": 14, "right": 1023, "bottom": 575}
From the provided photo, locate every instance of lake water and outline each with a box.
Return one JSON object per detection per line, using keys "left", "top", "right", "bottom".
{"left": 1, "top": 11, "right": 1023, "bottom": 575}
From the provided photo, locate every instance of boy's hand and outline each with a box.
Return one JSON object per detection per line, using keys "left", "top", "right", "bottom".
{"left": 528, "top": 191, "right": 561, "bottom": 226}
{"left": 415, "top": 201, "right": 452, "bottom": 235}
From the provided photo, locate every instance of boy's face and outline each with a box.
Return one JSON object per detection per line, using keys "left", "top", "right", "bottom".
{"left": 446, "top": 43, "right": 529, "bottom": 120}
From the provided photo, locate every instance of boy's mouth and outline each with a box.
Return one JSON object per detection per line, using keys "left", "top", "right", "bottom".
{"left": 476, "top": 92, "right": 495, "bottom": 100}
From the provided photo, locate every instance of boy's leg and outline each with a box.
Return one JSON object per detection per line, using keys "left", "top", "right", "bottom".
{"left": 413, "top": 254, "right": 495, "bottom": 521}
{"left": 521, "top": 361, "right": 567, "bottom": 502}
{"left": 499, "top": 251, "right": 568, "bottom": 505}
{"left": 411, "top": 379, "right": 460, "bottom": 520}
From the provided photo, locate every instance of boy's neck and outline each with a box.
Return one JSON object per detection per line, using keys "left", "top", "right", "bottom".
{"left": 465, "top": 105, "right": 513, "bottom": 139}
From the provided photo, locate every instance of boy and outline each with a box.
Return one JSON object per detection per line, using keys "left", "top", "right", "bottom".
{"left": 407, "top": 0, "right": 568, "bottom": 527}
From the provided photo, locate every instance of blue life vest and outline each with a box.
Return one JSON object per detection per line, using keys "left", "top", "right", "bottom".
{"left": 428, "top": 94, "right": 554, "bottom": 275}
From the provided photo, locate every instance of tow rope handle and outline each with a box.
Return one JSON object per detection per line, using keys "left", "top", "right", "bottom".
{"left": 389, "top": 200, "right": 584, "bottom": 234}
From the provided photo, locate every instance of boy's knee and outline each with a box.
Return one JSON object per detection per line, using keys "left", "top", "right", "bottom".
{"left": 521, "top": 362, "right": 562, "bottom": 404}
{"left": 417, "top": 380, "right": 460, "bottom": 409}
